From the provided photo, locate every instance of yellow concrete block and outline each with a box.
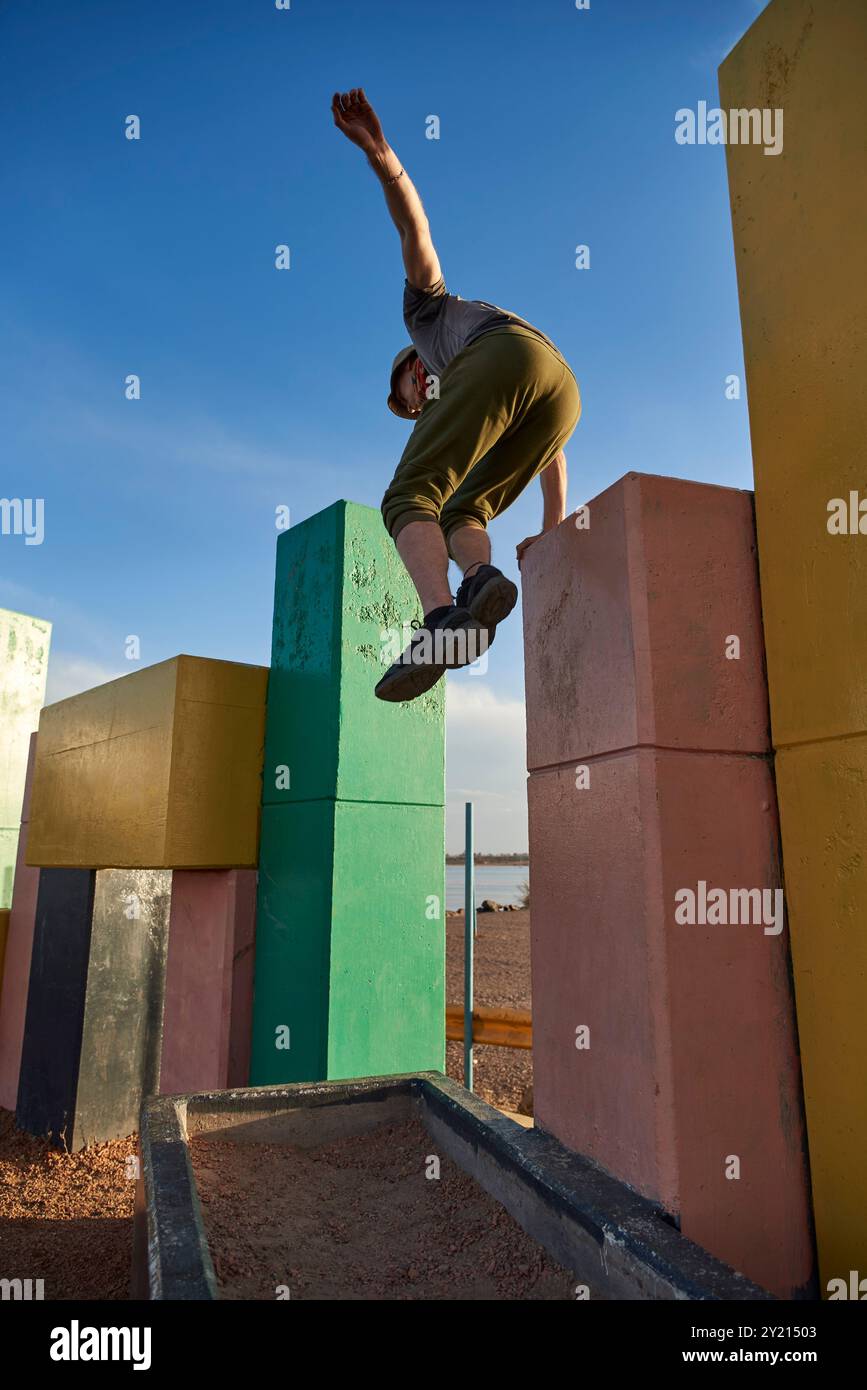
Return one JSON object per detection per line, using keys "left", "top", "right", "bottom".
{"left": 720, "top": 0, "right": 867, "bottom": 747}
{"left": 26, "top": 657, "right": 268, "bottom": 869}
{"left": 775, "top": 738, "right": 867, "bottom": 1285}
{"left": 0, "top": 908, "right": 9, "bottom": 996}
{"left": 721, "top": 0, "right": 867, "bottom": 1292}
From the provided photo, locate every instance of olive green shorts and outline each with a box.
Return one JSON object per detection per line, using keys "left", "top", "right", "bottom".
{"left": 380, "top": 326, "right": 581, "bottom": 557}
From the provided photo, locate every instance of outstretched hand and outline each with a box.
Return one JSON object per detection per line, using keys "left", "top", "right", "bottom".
{"left": 331, "top": 88, "right": 385, "bottom": 155}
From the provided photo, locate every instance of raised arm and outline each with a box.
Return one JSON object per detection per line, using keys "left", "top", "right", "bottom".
{"left": 332, "top": 88, "right": 441, "bottom": 289}
{"left": 516, "top": 451, "right": 568, "bottom": 568}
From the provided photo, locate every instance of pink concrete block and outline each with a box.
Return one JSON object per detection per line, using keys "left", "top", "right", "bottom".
{"left": 523, "top": 475, "right": 814, "bottom": 1299}
{"left": 0, "top": 735, "right": 40, "bottom": 1112}
{"left": 528, "top": 752, "right": 813, "bottom": 1296}
{"left": 521, "top": 473, "right": 770, "bottom": 769}
{"left": 159, "top": 869, "right": 256, "bottom": 1095}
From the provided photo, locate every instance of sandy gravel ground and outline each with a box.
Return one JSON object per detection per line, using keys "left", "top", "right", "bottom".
{"left": 0, "top": 1109, "right": 136, "bottom": 1300}
{"left": 445, "top": 907, "right": 533, "bottom": 1115}
{"left": 192, "top": 1117, "right": 573, "bottom": 1300}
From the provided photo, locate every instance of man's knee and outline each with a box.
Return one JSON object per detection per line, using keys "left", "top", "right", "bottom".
{"left": 380, "top": 490, "right": 442, "bottom": 543}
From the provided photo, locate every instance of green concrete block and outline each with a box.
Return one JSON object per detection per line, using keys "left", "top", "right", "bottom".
{"left": 251, "top": 800, "right": 445, "bottom": 1084}
{"left": 1, "top": 609, "right": 51, "bottom": 908}
{"left": 253, "top": 501, "right": 446, "bottom": 1086}
{"left": 263, "top": 501, "right": 444, "bottom": 807}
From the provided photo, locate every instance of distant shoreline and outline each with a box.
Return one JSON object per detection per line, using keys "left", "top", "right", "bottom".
{"left": 446, "top": 856, "right": 529, "bottom": 867}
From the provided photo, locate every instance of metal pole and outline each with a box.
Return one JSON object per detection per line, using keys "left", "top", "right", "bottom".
{"left": 464, "top": 800, "right": 474, "bottom": 1092}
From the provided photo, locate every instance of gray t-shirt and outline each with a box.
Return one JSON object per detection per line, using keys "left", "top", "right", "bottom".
{"left": 403, "top": 276, "right": 557, "bottom": 378}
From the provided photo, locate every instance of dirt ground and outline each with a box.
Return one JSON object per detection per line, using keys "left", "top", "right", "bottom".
{"left": 0, "top": 906, "right": 533, "bottom": 1299}
{"left": 192, "top": 1116, "right": 572, "bottom": 1301}
{"left": 445, "top": 907, "right": 532, "bottom": 1114}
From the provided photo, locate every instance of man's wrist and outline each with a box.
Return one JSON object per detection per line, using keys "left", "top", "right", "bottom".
{"left": 367, "top": 141, "right": 397, "bottom": 178}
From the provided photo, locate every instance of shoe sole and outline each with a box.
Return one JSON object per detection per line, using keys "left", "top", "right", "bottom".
{"left": 375, "top": 659, "right": 447, "bottom": 703}
{"left": 467, "top": 574, "right": 518, "bottom": 628}
{"left": 375, "top": 618, "right": 488, "bottom": 703}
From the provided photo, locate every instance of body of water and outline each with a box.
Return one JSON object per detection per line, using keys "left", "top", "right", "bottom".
{"left": 446, "top": 864, "right": 529, "bottom": 911}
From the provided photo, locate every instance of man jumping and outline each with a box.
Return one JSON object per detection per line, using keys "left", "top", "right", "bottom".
{"left": 332, "top": 88, "right": 581, "bottom": 703}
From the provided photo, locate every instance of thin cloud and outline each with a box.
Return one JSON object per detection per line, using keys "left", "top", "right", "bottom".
{"left": 74, "top": 408, "right": 296, "bottom": 481}
{"left": 45, "top": 654, "right": 127, "bottom": 705}
{"left": 446, "top": 682, "right": 528, "bottom": 854}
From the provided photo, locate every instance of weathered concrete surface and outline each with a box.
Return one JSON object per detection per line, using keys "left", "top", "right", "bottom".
{"left": 160, "top": 869, "right": 257, "bottom": 1094}
{"left": 26, "top": 656, "right": 267, "bottom": 869}
{"left": 251, "top": 501, "right": 445, "bottom": 1086}
{"left": 0, "top": 608, "right": 50, "bottom": 908}
{"left": 74, "top": 869, "right": 172, "bottom": 1147}
{"left": 720, "top": 0, "right": 867, "bottom": 1289}
{"left": 0, "top": 735, "right": 41, "bottom": 1110}
{"left": 262, "top": 499, "right": 444, "bottom": 806}
{"left": 16, "top": 868, "right": 171, "bottom": 1149}
{"left": 524, "top": 475, "right": 770, "bottom": 771}
{"left": 522, "top": 472, "right": 815, "bottom": 1300}
{"left": 135, "top": 1074, "right": 776, "bottom": 1301}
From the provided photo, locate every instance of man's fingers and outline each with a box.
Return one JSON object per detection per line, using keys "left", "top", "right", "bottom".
{"left": 516, "top": 535, "right": 536, "bottom": 568}
{"left": 332, "top": 88, "right": 373, "bottom": 130}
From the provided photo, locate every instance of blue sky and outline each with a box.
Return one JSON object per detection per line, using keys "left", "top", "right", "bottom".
{"left": 0, "top": 0, "right": 766, "bottom": 851}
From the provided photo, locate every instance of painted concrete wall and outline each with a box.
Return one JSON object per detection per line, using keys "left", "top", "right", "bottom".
{"left": 522, "top": 472, "right": 814, "bottom": 1299}
{"left": 26, "top": 656, "right": 267, "bottom": 869}
{"left": 16, "top": 867, "right": 96, "bottom": 1143}
{"left": 0, "top": 734, "right": 40, "bottom": 1111}
{"left": 251, "top": 501, "right": 445, "bottom": 1085}
{"left": 0, "top": 609, "right": 50, "bottom": 908}
{"left": 160, "top": 869, "right": 257, "bottom": 1094}
{"left": 720, "top": 0, "right": 867, "bottom": 1289}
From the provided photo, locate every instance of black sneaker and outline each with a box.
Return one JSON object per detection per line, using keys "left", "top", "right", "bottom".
{"left": 454, "top": 563, "right": 518, "bottom": 628}
{"left": 374, "top": 604, "right": 490, "bottom": 703}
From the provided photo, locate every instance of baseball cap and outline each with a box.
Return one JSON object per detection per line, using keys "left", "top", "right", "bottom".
{"left": 387, "top": 345, "right": 419, "bottom": 419}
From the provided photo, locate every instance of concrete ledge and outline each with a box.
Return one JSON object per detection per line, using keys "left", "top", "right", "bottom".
{"left": 136, "top": 1073, "right": 775, "bottom": 1301}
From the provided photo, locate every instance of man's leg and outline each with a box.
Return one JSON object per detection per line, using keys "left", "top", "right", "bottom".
{"left": 448, "top": 524, "right": 491, "bottom": 578}
{"left": 376, "top": 520, "right": 489, "bottom": 706}
{"left": 447, "top": 523, "right": 518, "bottom": 631}
{"left": 395, "top": 520, "right": 493, "bottom": 611}
{"left": 448, "top": 519, "right": 518, "bottom": 631}
{"left": 395, "top": 520, "right": 453, "bottom": 614}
